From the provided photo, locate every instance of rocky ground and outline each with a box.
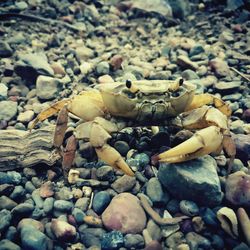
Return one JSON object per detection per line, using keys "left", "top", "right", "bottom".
{"left": 0, "top": 0, "right": 250, "bottom": 249}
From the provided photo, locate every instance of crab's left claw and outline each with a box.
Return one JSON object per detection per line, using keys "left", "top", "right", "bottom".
{"left": 153, "top": 126, "right": 223, "bottom": 163}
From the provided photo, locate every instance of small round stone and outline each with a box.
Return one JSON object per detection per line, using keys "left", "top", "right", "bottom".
{"left": 179, "top": 200, "right": 199, "bottom": 216}
{"left": 101, "top": 231, "right": 124, "bottom": 250}
{"left": 114, "top": 141, "right": 130, "bottom": 156}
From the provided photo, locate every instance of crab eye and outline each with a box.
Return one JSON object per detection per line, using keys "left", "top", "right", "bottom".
{"left": 179, "top": 78, "right": 184, "bottom": 86}
{"left": 126, "top": 80, "right": 132, "bottom": 89}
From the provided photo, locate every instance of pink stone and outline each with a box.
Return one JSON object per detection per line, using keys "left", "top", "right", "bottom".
{"left": 225, "top": 171, "right": 250, "bottom": 207}
{"left": 110, "top": 54, "right": 123, "bottom": 70}
{"left": 144, "top": 240, "right": 163, "bottom": 250}
{"left": 39, "top": 181, "right": 55, "bottom": 198}
{"left": 102, "top": 193, "right": 146, "bottom": 233}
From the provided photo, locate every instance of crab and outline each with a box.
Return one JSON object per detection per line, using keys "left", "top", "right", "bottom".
{"left": 30, "top": 79, "right": 236, "bottom": 177}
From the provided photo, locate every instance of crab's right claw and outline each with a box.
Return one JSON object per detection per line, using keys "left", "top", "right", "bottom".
{"left": 153, "top": 126, "right": 223, "bottom": 163}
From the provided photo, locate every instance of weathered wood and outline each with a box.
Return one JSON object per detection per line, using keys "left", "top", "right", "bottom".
{"left": 0, "top": 126, "right": 61, "bottom": 171}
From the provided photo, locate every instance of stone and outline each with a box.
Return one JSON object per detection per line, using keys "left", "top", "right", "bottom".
{"left": 114, "top": 140, "right": 130, "bottom": 156}
{"left": 50, "top": 219, "right": 77, "bottom": 242}
{"left": 144, "top": 240, "right": 163, "bottom": 250}
{"left": 214, "top": 81, "right": 241, "bottom": 95}
{"left": 96, "top": 61, "right": 110, "bottom": 76}
{"left": 168, "top": 0, "right": 190, "bottom": 19}
{"left": 39, "top": 181, "right": 55, "bottom": 198}
{"left": 146, "top": 177, "right": 165, "bottom": 204}
{"left": 0, "top": 101, "right": 18, "bottom": 121}
{"left": 80, "top": 232, "right": 101, "bottom": 248}
{"left": 111, "top": 175, "right": 136, "bottom": 193}
{"left": 146, "top": 220, "right": 161, "bottom": 241}
{"left": 17, "top": 110, "right": 34, "bottom": 123}
{"left": 0, "top": 41, "right": 13, "bottom": 58}
{"left": 0, "top": 196, "right": 17, "bottom": 210}
{"left": 124, "top": 234, "right": 144, "bottom": 249}
{"left": 20, "top": 225, "right": 48, "bottom": 250}
{"left": 10, "top": 185, "right": 26, "bottom": 201}
{"left": 93, "top": 191, "right": 111, "bottom": 214}
{"left": 101, "top": 231, "right": 124, "bottom": 250}
{"left": 36, "top": 75, "right": 62, "bottom": 100}
{"left": 185, "top": 232, "right": 211, "bottom": 250}
{"left": 17, "top": 218, "right": 44, "bottom": 232}
{"left": 165, "top": 232, "right": 186, "bottom": 249}
{"left": 225, "top": 171, "right": 250, "bottom": 207}
{"left": 110, "top": 55, "right": 123, "bottom": 70}
{"left": 11, "top": 203, "right": 34, "bottom": 220}
{"left": 179, "top": 200, "right": 199, "bottom": 216}
{"left": 0, "top": 209, "right": 12, "bottom": 233}
{"left": 0, "top": 239, "right": 21, "bottom": 250}
{"left": 43, "top": 197, "right": 54, "bottom": 214}
{"left": 189, "top": 44, "right": 205, "bottom": 57}
{"left": 176, "top": 56, "right": 199, "bottom": 71}
{"left": 181, "top": 69, "right": 199, "bottom": 80}
{"left": 102, "top": 193, "right": 146, "bottom": 233}
{"left": 199, "top": 207, "right": 219, "bottom": 227}
{"left": 233, "top": 134, "right": 250, "bottom": 163}
{"left": 209, "top": 58, "right": 230, "bottom": 77}
{"left": 158, "top": 156, "right": 223, "bottom": 207}
{"left": 0, "top": 83, "right": 8, "bottom": 100}
{"left": 14, "top": 53, "right": 54, "bottom": 83}
{"left": 54, "top": 200, "right": 73, "bottom": 213}
{"left": 0, "top": 171, "right": 21, "bottom": 185}
{"left": 96, "top": 166, "right": 115, "bottom": 182}
{"left": 75, "top": 47, "right": 95, "bottom": 62}
{"left": 98, "top": 74, "right": 114, "bottom": 84}
{"left": 32, "top": 189, "right": 44, "bottom": 209}
{"left": 72, "top": 208, "right": 85, "bottom": 224}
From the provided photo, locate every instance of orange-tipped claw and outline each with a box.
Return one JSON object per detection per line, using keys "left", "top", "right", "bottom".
{"left": 155, "top": 126, "right": 223, "bottom": 163}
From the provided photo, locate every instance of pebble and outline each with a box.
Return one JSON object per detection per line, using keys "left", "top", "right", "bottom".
{"left": 96, "top": 165, "right": 115, "bottom": 182}
{"left": 20, "top": 225, "right": 48, "bottom": 250}
{"left": 0, "top": 41, "right": 13, "bottom": 58}
{"left": 0, "top": 195, "right": 17, "bottom": 210}
{"left": 72, "top": 207, "right": 85, "bottom": 224}
{"left": 146, "top": 177, "right": 166, "bottom": 204}
{"left": 50, "top": 219, "right": 77, "bottom": 242}
{"left": 54, "top": 200, "right": 73, "bottom": 213}
{"left": 10, "top": 185, "right": 26, "bottom": 201}
{"left": 165, "top": 232, "right": 186, "bottom": 249}
{"left": 179, "top": 200, "right": 199, "bottom": 216}
{"left": 11, "top": 203, "right": 34, "bottom": 220}
{"left": 101, "top": 231, "right": 124, "bottom": 250}
{"left": 43, "top": 197, "right": 54, "bottom": 214}
{"left": 181, "top": 69, "right": 199, "bottom": 80}
{"left": 102, "top": 193, "right": 146, "bottom": 233}
{"left": 166, "top": 199, "right": 180, "bottom": 214}
{"left": 111, "top": 175, "right": 136, "bottom": 193}
{"left": 209, "top": 58, "right": 230, "bottom": 77}
{"left": 17, "top": 110, "right": 34, "bottom": 123}
{"left": 36, "top": 75, "right": 62, "bottom": 100}
{"left": 185, "top": 232, "right": 211, "bottom": 249}
{"left": 0, "top": 171, "right": 21, "bottom": 185}
{"left": 0, "top": 209, "right": 12, "bottom": 233}
{"left": 124, "top": 234, "right": 145, "bottom": 249}
{"left": 189, "top": 44, "right": 205, "bottom": 57}
{"left": 144, "top": 240, "right": 163, "bottom": 250}
{"left": 0, "top": 239, "right": 21, "bottom": 250}
{"left": 93, "top": 191, "right": 111, "bottom": 214}
{"left": 0, "top": 83, "right": 8, "bottom": 100}
{"left": 114, "top": 140, "right": 130, "bottom": 156}
{"left": 0, "top": 101, "right": 18, "bottom": 122}
{"left": 96, "top": 61, "right": 110, "bottom": 76}
{"left": 146, "top": 219, "right": 161, "bottom": 241}
{"left": 17, "top": 218, "right": 44, "bottom": 232}
{"left": 199, "top": 207, "right": 219, "bottom": 227}
{"left": 214, "top": 81, "right": 241, "bottom": 94}
{"left": 176, "top": 55, "right": 199, "bottom": 70}
{"left": 233, "top": 134, "right": 250, "bottom": 163}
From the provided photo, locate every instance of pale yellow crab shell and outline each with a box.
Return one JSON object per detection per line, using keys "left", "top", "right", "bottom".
{"left": 97, "top": 80, "right": 196, "bottom": 119}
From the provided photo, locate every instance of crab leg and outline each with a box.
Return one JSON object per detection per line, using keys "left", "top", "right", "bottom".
{"left": 185, "top": 93, "right": 232, "bottom": 117}
{"left": 75, "top": 118, "right": 134, "bottom": 176}
{"left": 154, "top": 106, "right": 235, "bottom": 167}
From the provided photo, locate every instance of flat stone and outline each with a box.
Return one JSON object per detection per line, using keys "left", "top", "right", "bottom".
{"left": 111, "top": 175, "right": 136, "bottom": 193}
{"left": 0, "top": 239, "right": 21, "bottom": 250}
{"left": 177, "top": 55, "right": 199, "bottom": 71}
{"left": 158, "top": 156, "right": 223, "bottom": 207}
{"left": 36, "top": 75, "right": 62, "bottom": 100}
{"left": 0, "top": 101, "right": 18, "bottom": 121}
{"left": 0, "top": 196, "right": 17, "bottom": 210}
{"left": 214, "top": 81, "right": 241, "bottom": 94}
{"left": 14, "top": 53, "right": 54, "bottom": 83}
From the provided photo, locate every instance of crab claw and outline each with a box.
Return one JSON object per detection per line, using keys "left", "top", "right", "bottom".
{"left": 95, "top": 145, "right": 134, "bottom": 176}
{"left": 153, "top": 126, "right": 223, "bottom": 163}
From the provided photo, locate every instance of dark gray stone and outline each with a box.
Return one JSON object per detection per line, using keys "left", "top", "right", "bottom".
{"left": 158, "top": 156, "right": 223, "bottom": 207}
{"left": 124, "top": 234, "right": 144, "bottom": 249}
{"left": 146, "top": 177, "right": 166, "bottom": 204}
{"left": 93, "top": 191, "right": 111, "bottom": 214}
{"left": 0, "top": 41, "right": 13, "bottom": 58}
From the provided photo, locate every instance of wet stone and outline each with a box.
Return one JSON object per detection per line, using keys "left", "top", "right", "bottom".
{"left": 158, "top": 156, "right": 223, "bottom": 207}
{"left": 96, "top": 165, "right": 115, "bottom": 182}
{"left": 0, "top": 184, "right": 15, "bottom": 196}
{"left": 179, "top": 200, "right": 199, "bottom": 216}
{"left": 146, "top": 177, "right": 165, "bottom": 204}
{"left": 111, "top": 175, "right": 136, "bottom": 193}
{"left": 124, "top": 234, "right": 145, "bottom": 249}
{"left": 54, "top": 200, "right": 73, "bottom": 213}
{"left": 0, "top": 239, "right": 21, "bottom": 250}
{"left": 93, "top": 191, "right": 111, "bottom": 214}
{"left": 101, "top": 231, "right": 124, "bottom": 250}
{"left": 32, "top": 189, "right": 44, "bottom": 209}
{"left": 20, "top": 225, "right": 48, "bottom": 250}
{"left": 0, "top": 209, "right": 12, "bottom": 233}
{"left": 0, "top": 171, "right": 21, "bottom": 185}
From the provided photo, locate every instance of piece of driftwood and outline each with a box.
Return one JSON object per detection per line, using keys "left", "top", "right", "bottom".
{"left": 0, "top": 126, "right": 61, "bottom": 171}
